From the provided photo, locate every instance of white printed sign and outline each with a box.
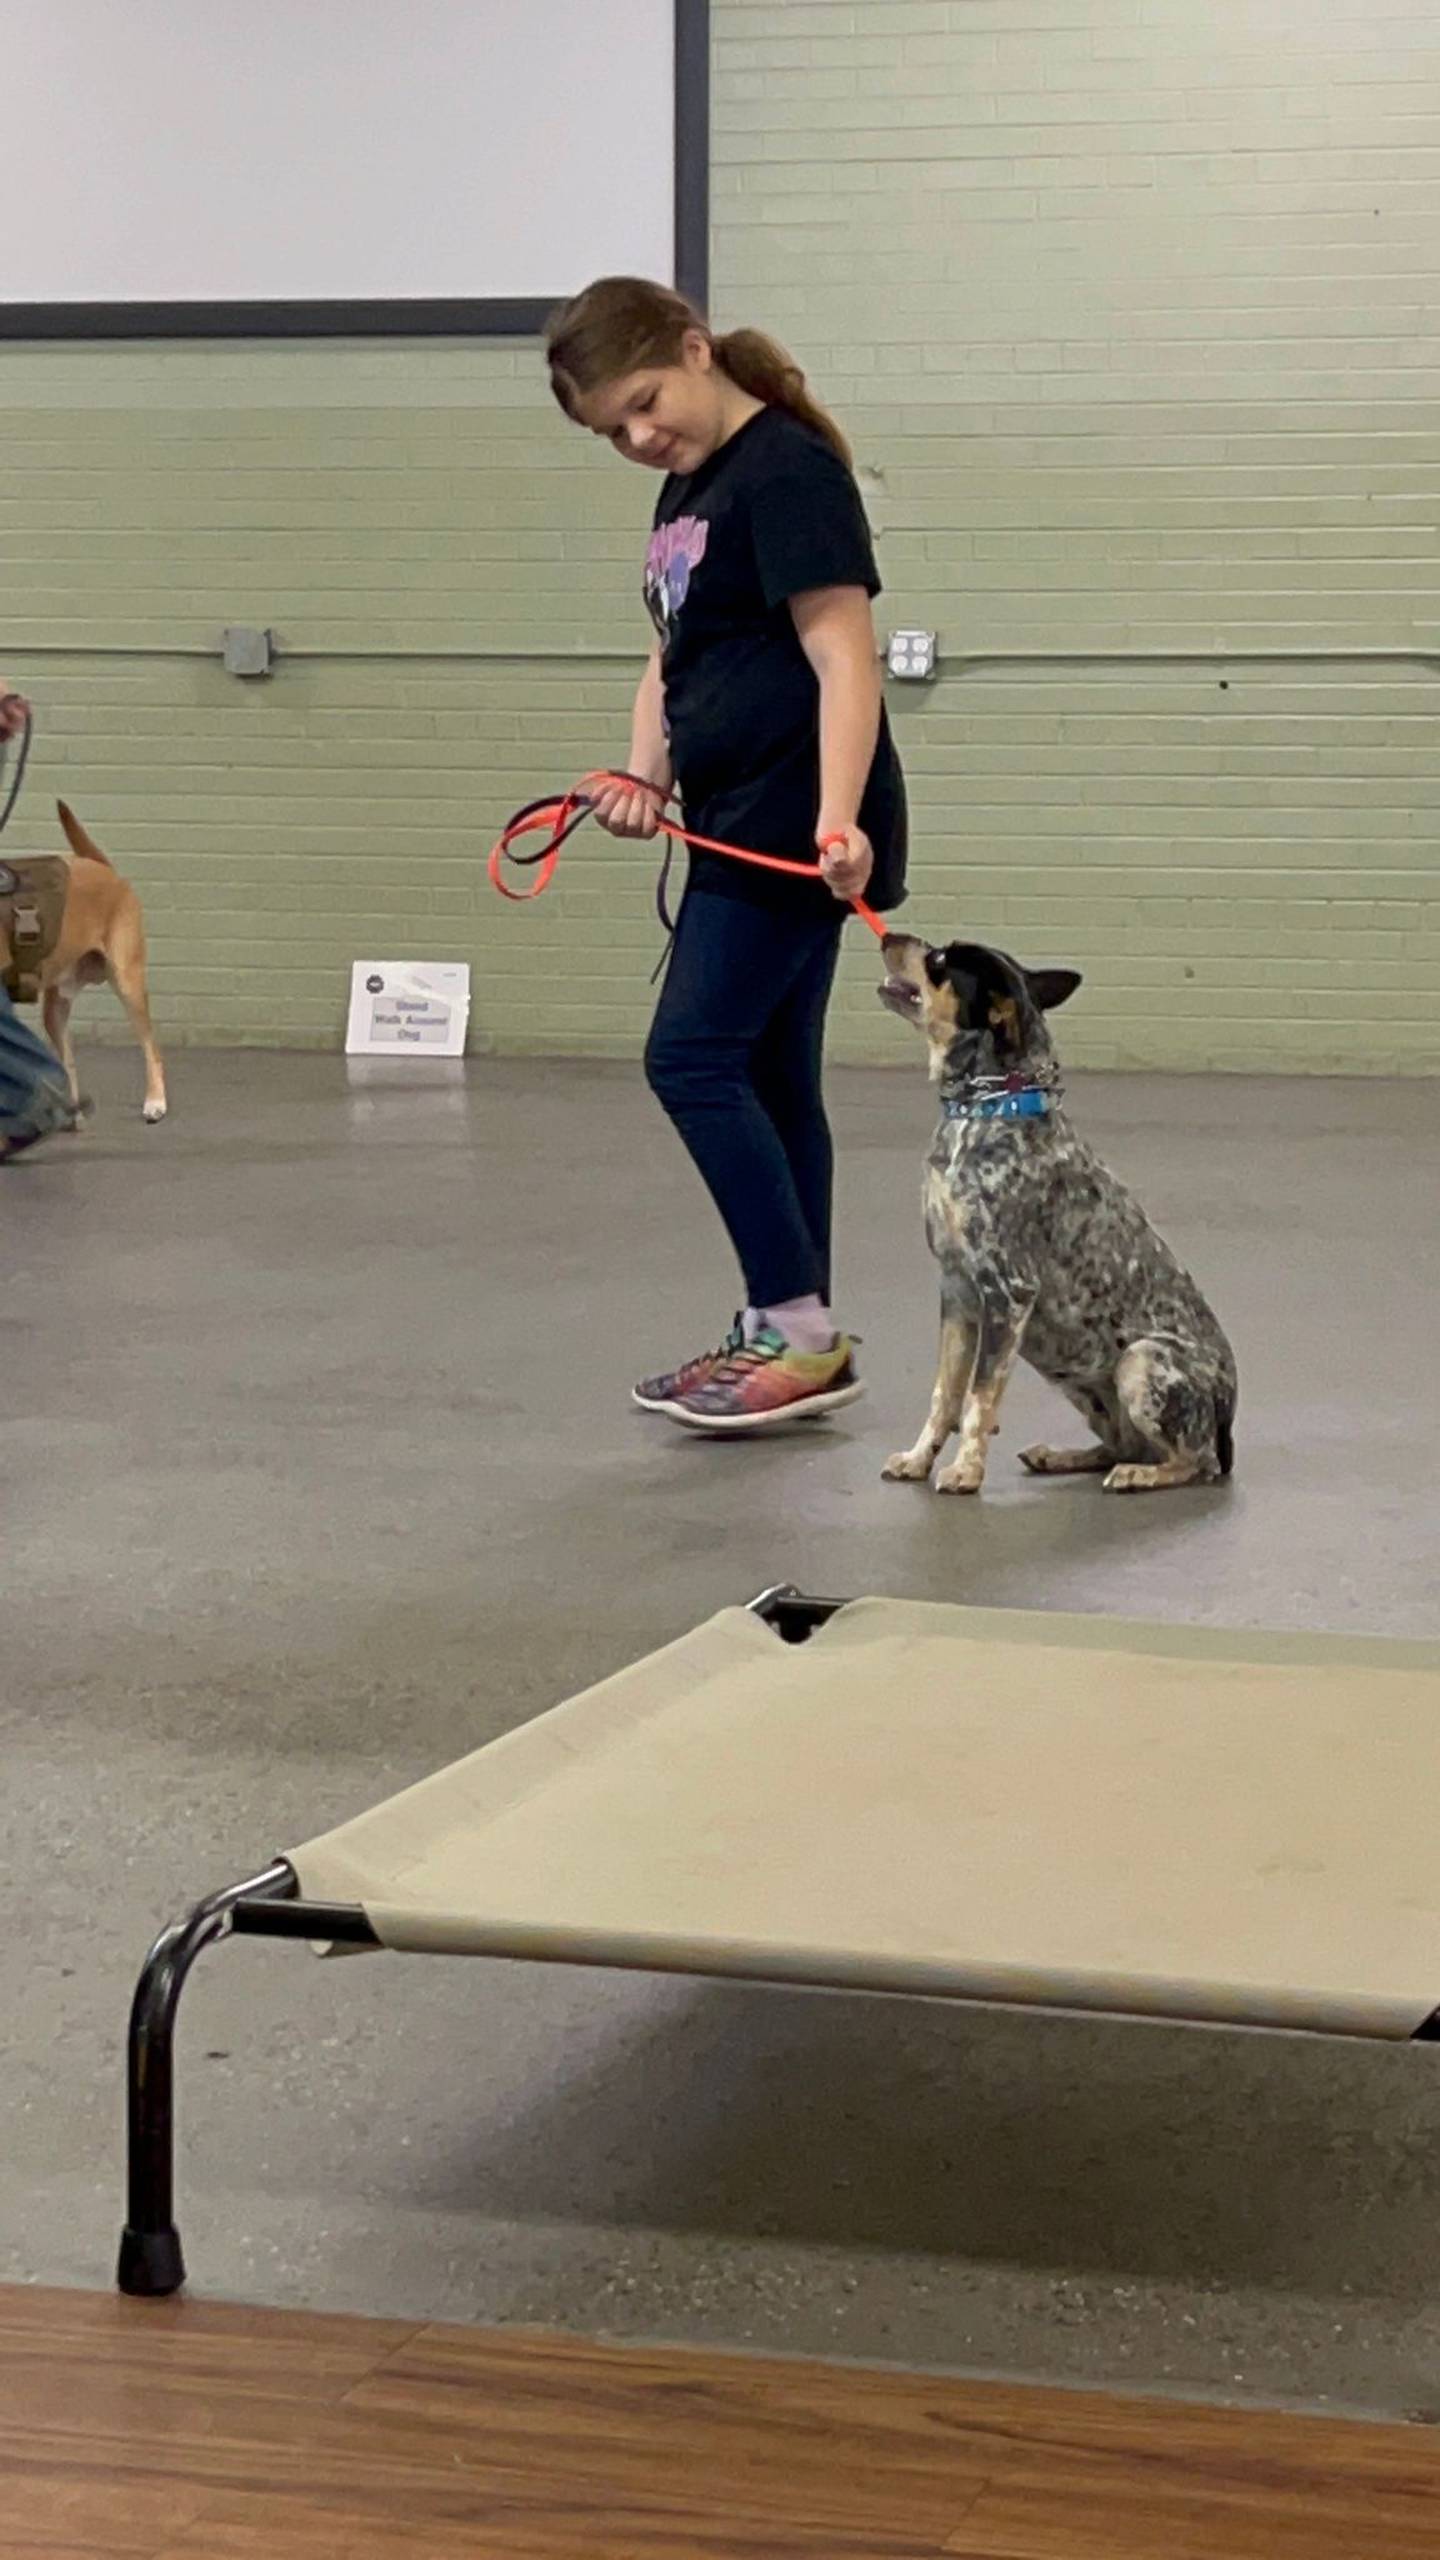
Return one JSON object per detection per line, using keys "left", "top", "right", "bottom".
{"left": 345, "top": 962, "right": 471, "bottom": 1058}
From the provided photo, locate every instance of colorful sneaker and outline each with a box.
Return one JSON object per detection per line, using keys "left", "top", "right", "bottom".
{"left": 632, "top": 1314, "right": 745, "bottom": 1414}
{"left": 664, "top": 1324, "right": 864, "bottom": 1433}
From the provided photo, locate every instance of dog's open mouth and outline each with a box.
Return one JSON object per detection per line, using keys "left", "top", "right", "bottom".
{"left": 879, "top": 973, "right": 923, "bottom": 1019}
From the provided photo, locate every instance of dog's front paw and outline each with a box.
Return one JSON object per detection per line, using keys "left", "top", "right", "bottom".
{"left": 882, "top": 1450, "right": 932, "bottom": 1483}
{"left": 142, "top": 1101, "right": 168, "bottom": 1124}
{"left": 934, "top": 1460, "right": 984, "bottom": 1497}
{"left": 1103, "top": 1459, "right": 1206, "bottom": 1494}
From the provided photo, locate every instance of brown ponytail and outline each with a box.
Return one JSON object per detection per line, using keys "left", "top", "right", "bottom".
{"left": 710, "top": 326, "right": 851, "bottom": 467}
{"left": 545, "top": 277, "right": 851, "bottom": 467}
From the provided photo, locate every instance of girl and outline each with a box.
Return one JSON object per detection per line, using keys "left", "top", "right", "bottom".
{"left": 545, "top": 278, "right": 907, "bottom": 1431}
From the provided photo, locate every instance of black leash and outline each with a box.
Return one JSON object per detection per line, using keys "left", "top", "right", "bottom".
{"left": 494, "top": 773, "right": 681, "bottom": 979}
{"left": 0, "top": 697, "right": 33, "bottom": 837}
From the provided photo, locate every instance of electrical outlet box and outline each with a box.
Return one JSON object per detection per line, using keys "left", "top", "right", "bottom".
{"left": 885, "top": 629, "right": 937, "bottom": 681}
{"left": 223, "top": 626, "right": 275, "bottom": 678}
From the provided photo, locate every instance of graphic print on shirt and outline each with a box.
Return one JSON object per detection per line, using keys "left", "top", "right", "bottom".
{"left": 644, "top": 514, "right": 708, "bottom": 646}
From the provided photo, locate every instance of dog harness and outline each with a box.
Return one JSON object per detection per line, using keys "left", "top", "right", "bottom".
{"left": 0, "top": 854, "right": 69, "bottom": 1003}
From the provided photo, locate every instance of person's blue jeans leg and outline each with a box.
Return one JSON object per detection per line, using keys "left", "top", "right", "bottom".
{"left": 644, "top": 888, "right": 846, "bottom": 1310}
{"left": 749, "top": 923, "right": 843, "bottom": 1305}
{"left": 0, "top": 983, "right": 71, "bottom": 1139}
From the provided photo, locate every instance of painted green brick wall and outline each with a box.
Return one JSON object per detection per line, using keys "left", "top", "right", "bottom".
{"left": 3, "top": 0, "right": 1437, "bottom": 1070}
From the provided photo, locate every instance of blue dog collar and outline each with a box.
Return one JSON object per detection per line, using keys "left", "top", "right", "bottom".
{"left": 942, "top": 1086, "right": 1054, "bottom": 1124}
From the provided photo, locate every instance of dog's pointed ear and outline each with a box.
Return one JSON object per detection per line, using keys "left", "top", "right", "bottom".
{"left": 1023, "top": 967, "right": 1082, "bottom": 1013}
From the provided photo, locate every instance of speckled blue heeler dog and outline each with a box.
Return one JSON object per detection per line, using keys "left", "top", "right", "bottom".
{"left": 878, "top": 935, "right": 1237, "bottom": 1498}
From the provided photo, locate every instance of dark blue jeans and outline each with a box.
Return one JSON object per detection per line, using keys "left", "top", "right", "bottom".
{"left": 0, "top": 984, "right": 69, "bottom": 1139}
{"left": 644, "top": 887, "right": 845, "bottom": 1309}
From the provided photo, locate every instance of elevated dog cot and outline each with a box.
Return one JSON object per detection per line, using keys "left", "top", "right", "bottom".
{"left": 119, "top": 1589, "right": 1440, "bottom": 2298}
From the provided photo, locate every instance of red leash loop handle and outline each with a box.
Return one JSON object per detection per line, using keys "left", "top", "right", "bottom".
{"left": 488, "top": 770, "right": 886, "bottom": 939}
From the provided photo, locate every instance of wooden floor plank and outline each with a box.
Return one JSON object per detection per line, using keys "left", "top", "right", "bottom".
{"left": 336, "top": 2325, "right": 990, "bottom": 2538}
{"left": 3, "top": 2287, "right": 1438, "bottom": 2560}
{"left": 0, "top": 2474, "right": 208, "bottom": 2560}
{"left": 944, "top": 2473, "right": 1438, "bottom": 2560}
{"left": 0, "top": 2466, "right": 205, "bottom": 2554}
{"left": 5, "top": 2456, "right": 952, "bottom": 2560}
{"left": 934, "top": 2379, "right": 1440, "bottom": 2560}
{"left": 0, "top": 2481, "right": 213, "bottom": 2555}
{"left": 0, "top": 2284, "right": 420, "bottom": 2389}
{"left": 3, "top": 2546, "right": 153, "bottom": 2560}
{"left": 0, "top": 2323, "right": 988, "bottom": 2543}
{"left": 0, "top": 2404, "right": 976, "bottom": 2551}
{"left": 153, "top": 2502, "right": 955, "bottom": 2559}
{"left": 913, "top": 2375, "right": 1440, "bottom": 2491}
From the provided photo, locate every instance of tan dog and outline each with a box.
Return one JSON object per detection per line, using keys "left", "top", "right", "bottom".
{"left": 6, "top": 803, "right": 167, "bottom": 1124}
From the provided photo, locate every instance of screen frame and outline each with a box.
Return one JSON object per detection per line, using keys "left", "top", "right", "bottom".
{"left": 0, "top": 0, "right": 708, "bottom": 340}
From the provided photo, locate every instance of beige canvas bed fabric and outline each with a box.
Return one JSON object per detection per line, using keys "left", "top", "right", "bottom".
{"left": 291, "top": 1600, "right": 1440, "bottom": 2039}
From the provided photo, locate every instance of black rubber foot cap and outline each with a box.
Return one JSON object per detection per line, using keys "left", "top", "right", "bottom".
{"left": 117, "top": 2224, "right": 185, "bottom": 2296}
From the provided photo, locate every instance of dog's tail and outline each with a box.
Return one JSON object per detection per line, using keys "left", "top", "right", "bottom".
{"left": 56, "top": 801, "right": 115, "bottom": 868}
{"left": 1215, "top": 1386, "right": 1236, "bottom": 1481}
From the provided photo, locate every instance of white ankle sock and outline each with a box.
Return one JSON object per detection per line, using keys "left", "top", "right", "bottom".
{"left": 748, "top": 1295, "right": 836, "bottom": 1354}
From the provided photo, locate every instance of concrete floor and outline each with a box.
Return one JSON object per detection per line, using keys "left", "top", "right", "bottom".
{"left": 4, "top": 1047, "right": 1440, "bottom": 2420}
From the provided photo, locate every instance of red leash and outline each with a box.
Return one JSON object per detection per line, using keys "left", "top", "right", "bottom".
{"left": 488, "top": 769, "right": 886, "bottom": 940}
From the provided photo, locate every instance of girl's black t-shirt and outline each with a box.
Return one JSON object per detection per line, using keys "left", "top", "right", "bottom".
{"left": 645, "top": 405, "right": 907, "bottom": 913}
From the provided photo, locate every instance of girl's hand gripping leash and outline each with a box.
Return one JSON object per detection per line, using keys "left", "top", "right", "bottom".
{"left": 488, "top": 769, "right": 886, "bottom": 942}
